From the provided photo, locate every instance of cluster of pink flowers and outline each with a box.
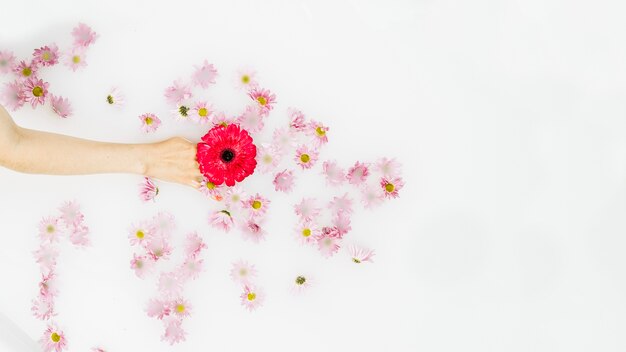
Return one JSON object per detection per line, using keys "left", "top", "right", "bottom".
{"left": 0, "top": 23, "right": 97, "bottom": 118}
{"left": 206, "top": 189, "right": 271, "bottom": 243}
{"left": 31, "top": 201, "right": 93, "bottom": 352}
{"left": 128, "top": 212, "right": 207, "bottom": 345}
{"left": 230, "top": 261, "right": 265, "bottom": 311}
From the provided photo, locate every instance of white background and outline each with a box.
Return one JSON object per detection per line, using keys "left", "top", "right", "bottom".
{"left": 1, "top": 0, "right": 625, "bottom": 351}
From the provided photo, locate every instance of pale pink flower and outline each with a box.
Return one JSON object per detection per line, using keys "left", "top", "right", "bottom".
{"left": 319, "top": 226, "right": 343, "bottom": 239}
{"left": 151, "top": 212, "right": 176, "bottom": 237}
{"left": 1, "top": 80, "right": 25, "bottom": 111}
{"left": 34, "top": 245, "right": 59, "bottom": 272}
{"left": 31, "top": 295, "right": 55, "bottom": 320}
{"left": 235, "top": 68, "right": 258, "bottom": 90}
{"left": 322, "top": 160, "right": 345, "bottom": 186}
{"left": 294, "top": 198, "right": 321, "bottom": 221}
{"left": 375, "top": 157, "right": 402, "bottom": 178}
{"left": 40, "top": 323, "right": 67, "bottom": 352}
{"left": 295, "top": 145, "right": 319, "bottom": 169}
{"left": 171, "top": 102, "right": 192, "bottom": 121}
{"left": 190, "top": 101, "right": 213, "bottom": 124}
{"left": 329, "top": 193, "right": 353, "bottom": 215}
{"left": 192, "top": 60, "right": 218, "bottom": 88}
{"left": 22, "top": 77, "right": 49, "bottom": 108}
{"left": 273, "top": 169, "right": 295, "bottom": 193}
{"left": 145, "top": 237, "right": 173, "bottom": 261}
{"left": 33, "top": 44, "right": 59, "bottom": 67}
{"left": 146, "top": 298, "right": 171, "bottom": 319}
{"left": 348, "top": 245, "right": 375, "bottom": 263}
{"left": 50, "top": 95, "right": 73, "bottom": 118}
{"left": 38, "top": 271, "right": 59, "bottom": 297}
{"left": 209, "top": 209, "right": 234, "bottom": 232}
{"left": 13, "top": 60, "right": 38, "bottom": 79}
{"left": 294, "top": 220, "right": 318, "bottom": 245}
{"left": 256, "top": 143, "right": 281, "bottom": 174}
{"left": 307, "top": 120, "right": 329, "bottom": 146}
{"left": 242, "top": 193, "right": 270, "bottom": 217}
{"left": 197, "top": 178, "right": 224, "bottom": 200}
{"left": 362, "top": 184, "right": 384, "bottom": 208}
{"left": 162, "top": 317, "right": 186, "bottom": 345}
{"left": 317, "top": 235, "right": 341, "bottom": 258}
{"left": 58, "top": 201, "right": 84, "bottom": 226}
{"left": 240, "top": 284, "right": 264, "bottom": 311}
{"left": 128, "top": 222, "right": 153, "bottom": 246}
{"left": 248, "top": 87, "right": 276, "bottom": 115}
{"left": 105, "top": 87, "right": 124, "bottom": 108}
{"left": 68, "top": 223, "right": 90, "bottom": 246}
{"left": 333, "top": 211, "right": 352, "bottom": 236}
{"left": 164, "top": 80, "right": 193, "bottom": 105}
{"left": 0, "top": 50, "right": 16, "bottom": 74}
{"left": 64, "top": 47, "right": 87, "bottom": 72}
{"left": 130, "top": 254, "right": 154, "bottom": 279}
{"left": 272, "top": 127, "right": 296, "bottom": 153}
{"left": 139, "top": 113, "right": 161, "bottom": 133}
{"left": 139, "top": 177, "right": 159, "bottom": 202}
{"left": 72, "top": 23, "right": 98, "bottom": 47}
{"left": 171, "top": 297, "right": 192, "bottom": 318}
{"left": 346, "top": 161, "right": 370, "bottom": 185}
{"left": 287, "top": 107, "right": 307, "bottom": 132}
{"left": 236, "top": 105, "right": 264, "bottom": 133}
{"left": 381, "top": 177, "right": 404, "bottom": 199}
{"left": 184, "top": 232, "right": 206, "bottom": 259}
{"left": 240, "top": 218, "right": 267, "bottom": 243}
{"left": 230, "top": 260, "right": 257, "bottom": 284}
{"left": 39, "top": 217, "right": 61, "bottom": 243}
{"left": 158, "top": 272, "right": 183, "bottom": 297}
{"left": 179, "top": 258, "right": 203, "bottom": 280}
{"left": 224, "top": 185, "right": 247, "bottom": 208}
{"left": 292, "top": 275, "right": 313, "bottom": 295}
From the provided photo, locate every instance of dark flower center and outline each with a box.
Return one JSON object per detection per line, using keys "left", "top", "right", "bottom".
{"left": 221, "top": 149, "right": 235, "bottom": 163}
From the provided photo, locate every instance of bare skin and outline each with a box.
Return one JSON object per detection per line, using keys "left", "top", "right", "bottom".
{"left": 0, "top": 104, "right": 204, "bottom": 188}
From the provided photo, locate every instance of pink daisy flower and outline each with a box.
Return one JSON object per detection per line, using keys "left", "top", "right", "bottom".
{"left": 190, "top": 101, "right": 213, "bottom": 124}
{"left": 146, "top": 299, "right": 171, "bottom": 319}
{"left": 243, "top": 193, "right": 270, "bottom": 217}
{"left": 38, "top": 271, "right": 59, "bottom": 297}
{"left": 192, "top": 60, "right": 218, "bottom": 88}
{"left": 294, "top": 220, "right": 318, "bottom": 245}
{"left": 72, "top": 23, "right": 98, "bottom": 47}
{"left": 295, "top": 145, "right": 319, "bottom": 169}
{"left": 272, "top": 127, "right": 296, "bottom": 152}
{"left": 346, "top": 161, "right": 370, "bottom": 185}
{"left": 329, "top": 193, "right": 353, "bottom": 215}
{"left": 50, "top": 95, "right": 73, "bottom": 118}
{"left": 235, "top": 68, "right": 258, "bottom": 90}
{"left": 307, "top": 120, "right": 329, "bottom": 146}
{"left": 381, "top": 177, "right": 404, "bottom": 199}
{"left": 224, "top": 185, "right": 247, "bottom": 208}
{"left": 105, "top": 87, "right": 124, "bottom": 108}
{"left": 68, "top": 223, "right": 90, "bottom": 246}
{"left": 33, "top": 44, "right": 60, "bottom": 67}
{"left": 240, "top": 219, "right": 267, "bottom": 243}
{"left": 362, "top": 184, "right": 384, "bottom": 208}
{"left": 158, "top": 272, "right": 183, "bottom": 297}
{"left": 375, "top": 157, "right": 402, "bottom": 178}
{"left": 39, "top": 217, "right": 61, "bottom": 243}
{"left": 179, "top": 258, "right": 204, "bottom": 280}
{"left": 317, "top": 235, "right": 341, "bottom": 258}
{"left": 130, "top": 254, "right": 154, "bottom": 279}
{"left": 230, "top": 260, "right": 257, "bottom": 284}
{"left": 162, "top": 317, "right": 186, "bottom": 345}
{"left": 209, "top": 209, "right": 234, "bottom": 232}
{"left": 273, "top": 169, "right": 295, "bottom": 193}
{"left": 184, "top": 232, "right": 206, "bottom": 259}
{"left": 22, "top": 77, "right": 49, "bottom": 108}
{"left": 248, "top": 87, "right": 276, "bottom": 115}
{"left": 255, "top": 143, "right": 281, "bottom": 174}
{"left": 240, "top": 284, "right": 264, "bottom": 311}
{"left": 1, "top": 80, "right": 26, "bottom": 111}
{"left": 139, "top": 177, "right": 159, "bottom": 202}
{"left": 40, "top": 323, "right": 67, "bottom": 352}
{"left": 287, "top": 107, "right": 307, "bottom": 132}
{"left": 64, "top": 47, "right": 87, "bottom": 71}
{"left": 171, "top": 297, "right": 192, "bottom": 318}
{"left": 34, "top": 245, "right": 59, "bottom": 272}
{"left": 292, "top": 275, "right": 314, "bottom": 295}
{"left": 197, "top": 177, "right": 223, "bottom": 200}
{"left": 171, "top": 102, "right": 192, "bottom": 121}
{"left": 0, "top": 50, "right": 16, "bottom": 74}
{"left": 322, "top": 160, "right": 346, "bottom": 186}
{"left": 333, "top": 211, "right": 352, "bottom": 236}
{"left": 348, "top": 245, "right": 375, "bottom": 263}
{"left": 145, "top": 237, "right": 173, "bottom": 261}
{"left": 128, "top": 222, "right": 153, "bottom": 246}
{"left": 13, "top": 60, "right": 38, "bottom": 79}
{"left": 211, "top": 111, "right": 234, "bottom": 127}
{"left": 58, "top": 200, "right": 84, "bottom": 226}
{"left": 164, "top": 80, "right": 193, "bottom": 105}
{"left": 151, "top": 212, "right": 176, "bottom": 237}
{"left": 236, "top": 105, "right": 265, "bottom": 133}
{"left": 294, "top": 198, "right": 321, "bottom": 222}
{"left": 31, "top": 295, "right": 56, "bottom": 320}
{"left": 139, "top": 113, "right": 161, "bottom": 133}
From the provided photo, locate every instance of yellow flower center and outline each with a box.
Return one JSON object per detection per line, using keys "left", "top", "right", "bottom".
{"left": 22, "top": 67, "right": 32, "bottom": 77}
{"left": 206, "top": 181, "right": 215, "bottom": 190}
{"left": 247, "top": 292, "right": 256, "bottom": 301}
{"left": 252, "top": 200, "right": 262, "bottom": 209}
{"left": 145, "top": 117, "right": 153, "bottom": 125}
{"left": 352, "top": 258, "right": 361, "bottom": 264}
{"left": 239, "top": 268, "right": 247, "bottom": 276}
{"left": 32, "top": 86, "right": 43, "bottom": 97}
{"left": 242, "top": 75, "right": 250, "bottom": 84}
{"left": 46, "top": 225, "right": 55, "bottom": 233}
{"left": 300, "top": 154, "right": 310, "bottom": 163}
{"left": 107, "top": 95, "right": 114, "bottom": 104}
{"left": 72, "top": 55, "right": 80, "bottom": 63}
{"left": 136, "top": 230, "right": 144, "bottom": 239}
{"left": 220, "top": 122, "right": 228, "bottom": 127}
{"left": 198, "top": 107, "right": 208, "bottom": 117}
{"left": 302, "top": 228, "right": 311, "bottom": 237}
{"left": 176, "top": 304, "right": 185, "bottom": 313}
{"left": 316, "top": 127, "right": 326, "bottom": 137}
{"left": 51, "top": 332, "right": 60, "bottom": 343}
{"left": 295, "top": 276, "right": 306, "bottom": 285}
{"left": 262, "top": 155, "right": 272, "bottom": 164}
{"left": 257, "top": 96, "right": 267, "bottom": 106}
{"left": 42, "top": 52, "right": 51, "bottom": 61}
{"left": 136, "top": 260, "right": 143, "bottom": 268}
{"left": 385, "top": 183, "right": 395, "bottom": 193}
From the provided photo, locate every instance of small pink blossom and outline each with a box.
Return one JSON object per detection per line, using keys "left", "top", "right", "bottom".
{"left": 256, "top": 143, "right": 281, "bottom": 174}
{"left": 171, "top": 102, "right": 192, "bottom": 121}
{"left": 346, "top": 161, "right": 370, "bottom": 185}
{"left": 39, "top": 217, "right": 61, "bottom": 243}
{"left": 192, "top": 60, "right": 218, "bottom": 88}
{"left": 130, "top": 254, "right": 154, "bottom": 279}
{"left": 375, "top": 157, "right": 402, "bottom": 178}
{"left": 139, "top": 177, "right": 159, "bottom": 202}
{"left": 50, "top": 95, "right": 73, "bottom": 118}
{"left": 58, "top": 201, "right": 84, "bottom": 226}
{"left": 230, "top": 260, "right": 257, "bottom": 284}
{"left": 105, "top": 87, "right": 124, "bottom": 108}
{"left": 164, "top": 80, "right": 193, "bottom": 105}
{"left": 381, "top": 176, "right": 404, "bottom": 199}
{"left": 240, "top": 218, "right": 267, "bottom": 243}
{"left": 294, "top": 198, "right": 321, "bottom": 222}
{"left": 240, "top": 284, "right": 264, "bottom": 311}
{"left": 235, "top": 68, "right": 258, "bottom": 90}
{"left": 243, "top": 193, "right": 270, "bottom": 217}
{"left": 38, "top": 271, "right": 59, "bottom": 298}
{"left": 40, "top": 323, "right": 67, "bottom": 352}
{"left": 184, "top": 232, "right": 206, "bottom": 259}
{"left": 295, "top": 145, "right": 319, "bottom": 170}
{"left": 317, "top": 235, "right": 341, "bottom": 258}
{"left": 322, "top": 160, "right": 346, "bottom": 186}
{"left": 68, "top": 223, "right": 90, "bottom": 246}
{"left": 146, "top": 298, "right": 171, "bottom": 319}
{"left": 272, "top": 127, "right": 296, "bottom": 152}
{"left": 145, "top": 237, "right": 173, "bottom": 261}
{"left": 329, "top": 193, "right": 353, "bottom": 215}
{"left": 162, "top": 316, "right": 186, "bottom": 345}
{"left": 1, "top": 79, "right": 26, "bottom": 111}
{"left": 348, "top": 245, "right": 375, "bottom": 263}
{"left": 158, "top": 272, "right": 183, "bottom": 297}
{"left": 333, "top": 211, "right": 352, "bottom": 236}
{"left": 292, "top": 275, "right": 314, "bottom": 295}
{"left": 22, "top": 77, "right": 49, "bottom": 108}
{"left": 209, "top": 209, "right": 234, "bottom": 232}
{"left": 31, "top": 295, "right": 56, "bottom": 320}
{"left": 139, "top": 113, "right": 161, "bottom": 133}
{"left": 197, "top": 177, "right": 223, "bottom": 200}
{"left": 190, "top": 101, "right": 213, "bottom": 124}
{"left": 179, "top": 258, "right": 204, "bottom": 280}
{"left": 236, "top": 105, "right": 264, "bottom": 133}
{"left": 307, "top": 120, "right": 329, "bottom": 146}
{"left": 128, "top": 222, "right": 153, "bottom": 246}
{"left": 171, "top": 297, "right": 192, "bottom": 318}
{"left": 294, "top": 220, "right": 318, "bottom": 245}
{"left": 151, "top": 212, "right": 176, "bottom": 237}
{"left": 34, "top": 245, "right": 59, "bottom": 272}
{"left": 224, "top": 185, "right": 247, "bottom": 208}
{"left": 248, "top": 87, "right": 276, "bottom": 115}
{"left": 13, "top": 60, "right": 38, "bottom": 79}
{"left": 72, "top": 23, "right": 98, "bottom": 47}
{"left": 33, "top": 44, "right": 60, "bottom": 67}
{"left": 273, "top": 169, "right": 295, "bottom": 193}
{"left": 362, "top": 184, "right": 384, "bottom": 208}
{"left": 0, "top": 50, "right": 16, "bottom": 74}
{"left": 211, "top": 111, "right": 235, "bottom": 127}
{"left": 64, "top": 47, "right": 87, "bottom": 71}
{"left": 287, "top": 107, "right": 307, "bottom": 131}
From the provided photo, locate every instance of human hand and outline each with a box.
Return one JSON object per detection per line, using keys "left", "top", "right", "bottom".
{"left": 142, "top": 137, "right": 204, "bottom": 188}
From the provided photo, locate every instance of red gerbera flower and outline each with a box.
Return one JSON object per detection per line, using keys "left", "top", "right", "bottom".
{"left": 197, "top": 124, "right": 257, "bottom": 186}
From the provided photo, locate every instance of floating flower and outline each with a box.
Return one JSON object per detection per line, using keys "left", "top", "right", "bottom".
{"left": 294, "top": 220, "right": 318, "bottom": 245}
{"left": 33, "top": 44, "right": 60, "bottom": 67}
{"left": 139, "top": 177, "right": 159, "bottom": 202}
{"left": 146, "top": 299, "right": 171, "bottom": 319}
{"left": 272, "top": 127, "right": 296, "bottom": 152}
{"left": 68, "top": 223, "right": 90, "bottom": 246}
{"left": 236, "top": 105, "right": 264, "bottom": 133}
{"left": 190, "top": 101, "right": 213, "bottom": 124}
{"left": 58, "top": 201, "right": 84, "bottom": 226}
{"left": 179, "top": 258, "right": 204, "bottom": 280}
{"left": 240, "top": 284, "right": 264, "bottom": 311}
{"left": 256, "top": 143, "right": 281, "bottom": 174}
{"left": 307, "top": 120, "right": 329, "bottom": 146}
{"left": 209, "top": 209, "right": 234, "bottom": 232}
{"left": 64, "top": 47, "right": 87, "bottom": 71}
{"left": 50, "top": 95, "right": 73, "bottom": 118}
{"left": 1, "top": 80, "right": 25, "bottom": 111}
{"left": 287, "top": 107, "right": 307, "bottom": 131}
{"left": 162, "top": 317, "right": 186, "bottom": 345}
{"left": 192, "top": 60, "right": 218, "bottom": 88}
{"left": 273, "top": 169, "right": 295, "bottom": 193}
{"left": 230, "top": 260, "right": 257, "bottom": 284}
{"left": 39, "top": 217, "right": 61, "bottom": 243}
{"left": 171, "top": 102, "right": 192, "bottom": 121}
{"left": 235, "top": 68, "right": 258, "bottom": 90}
{"left": 130, "top": 254, "right": 154, "bottom": 279}
{"left": 184, "top": 232, "right": 206, "bottom": 259}
{"left": 196, "top": 124, "right": 257, "bottom": 186}
{"left": 375, "top": 157, "right": 402, "bottom": 178}
{"left": 128, "top": 222, "right": 153, "bottom": 245}
{"left": 322, "top": 160, "right": 346, "bottom": 186}
{"left": 164, "top": 80, "right": 193, "bottom": 105}
{"left": 362, "top": 184, "right": 384, "bottom": 208}
{"left": 197, "top": 177, "right": 223, "bottom": 200}
{"left": 0, "top": 50, "right": 16, "bottom": 74}
{"left": 348, "top": 245, "right": 375, "bottom": 263}
{"left": 139, "top": 113, "right": 161, "bottom": 133}
{"left": 294, "top": 198, "right": 321, "bottom": 222}
{"left": 329, "top": 193, "right": 353, "bottom": 215}
{"left": 151, "top": 211, "right": 176, "bottom": 236}
{"left": 333, "top": 211, "right": 352, "bottom": 236}
{"left": 317, "top": 234, "right": 341, "bottom": 258}
{"left": 105, "top": 87, "right": 124, "bottom": 108}
{"left": 13, "top": 60, "right": 38, "bottom": 79}
{"left": 31, "top": 295, "right": 55, "bottom": 320}
{"left": 22, "top": 77, "right": 49, "bottom": 108}
{"left": 380, "top": 177, "right": 404, "bottom": 199}
{"left": 292, "top": 275, "right": 313, "bottom": 295}
{"left": 240, "top": 218, "right": 267, "bottom": 243}
{"left": 211, "top": 111, "right": 234, "bottom": 127}
{"left": 248, "top": 87, "right": 276, "bottom": 115}
{"left": 243, "top": 193, "right": 270, "bottom": 217}
{"left": 346, "top": 161, "right": 370, "bottom": 185}
{"left": 158, "top": 272, "right": 183, "bottom": 297}
{"left": 34, "top": 245, "right": 59, "bottom": 272}
{"left": 171, "top": 298, "right": 192, "bottom": 318}
{"left": 145, "top": 238, "right": 173, "bottom": 261}
{"left": 224, "top": 185, "right": 247, "bottom": 208}
{"left": 40, "top": 323, "right": 67, "bottom": 352}
{"left": 294, "top": 145, "right": 319, "bottom": 169}
{"left": 72, "top": 23, "right": 98, "bottom": 47}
